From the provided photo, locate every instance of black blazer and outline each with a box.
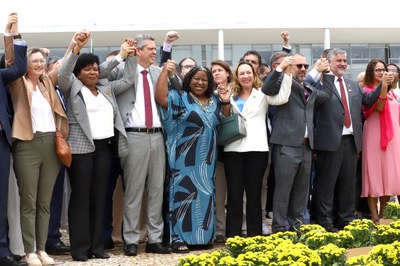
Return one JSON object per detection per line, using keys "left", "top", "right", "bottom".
{"left": 262, "top": 70, "right": 334, "bottom": 149}
{"left": 314, "top": 77, "right": 381, "bottom": 152}
{"left": 0, "top": 44, "right": 27, "bottom": 146}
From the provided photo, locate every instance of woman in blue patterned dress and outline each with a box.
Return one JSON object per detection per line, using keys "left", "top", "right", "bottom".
{"left": 155, "top": 61, "right": 230, "bottom": 253}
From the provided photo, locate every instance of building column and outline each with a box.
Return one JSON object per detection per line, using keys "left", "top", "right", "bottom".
{"left": 218, "top": 29, "right": 224, "bottom": 60}
{"left": 324, "top": 28, "right": 331, "bottom": 49}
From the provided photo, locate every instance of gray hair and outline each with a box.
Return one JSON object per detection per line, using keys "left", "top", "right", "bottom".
{"left": 134, "top": 34, "right": 155, "bottom": 49}
{"left": 327, "top": 48, "right": 346, "bottom": 61}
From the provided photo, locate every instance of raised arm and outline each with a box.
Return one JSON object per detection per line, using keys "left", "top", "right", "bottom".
{"left": 4, "top": 12, "right": 17, "bottom": 67}
{"left": 314, "top": 73, "right": 334, "bottom": 107}
{"left": 281, "top": 31, "right": 291, "bottom": 54}
{"left": 304, "top": 57, "right": 330, "bottom": 86}
{"left": 159, "top": 31, "right": 179, "bottom": 67}
{"left": 1, "top": 12, "right": 27, "bottom": 85}
{"left": 64, "top": 30, "right": 90, "bottom": 60}
{"left": 99, "top": 38, "right": 136, "bottom": 79}
{"left": 374, "top": 72, "right": 393, "bottom": 112}
{"left": 267, "top": 72, "right": 292, "bottom": 105}
{"left": 262, "top": 55, "right": 292, "bottom": 96}
{"left": 361, "top": 81, "right": 384, "bottom": 108}
{"left": 109, "top": 40, "right": 137, "bottom": 95}
{"left": 216, "top": 84, "right": 231, "bottom": 116}
{"left": 58, "top": 31, "right": 90, "bottom": 96}
{"left": 155, "top": 60, "right": 176, "bottom": 109}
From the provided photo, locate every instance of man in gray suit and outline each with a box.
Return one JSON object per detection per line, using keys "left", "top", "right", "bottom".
{"left": 107, "top": 34, "right": 179, "bottom": 256}
{"left": 313, "top": 48, "right": 384, "bottom": 231}
{"left": 262, "top": 52, "right": 334, "bottom": 233}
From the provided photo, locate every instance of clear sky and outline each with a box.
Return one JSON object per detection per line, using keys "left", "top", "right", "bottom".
{"left": 1, "top": 0, "right": 400, "bottom": 33}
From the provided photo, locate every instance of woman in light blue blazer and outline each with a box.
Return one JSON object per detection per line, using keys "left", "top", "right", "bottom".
{"left": 58, "top": 31, "right": 136, "bottom": 261}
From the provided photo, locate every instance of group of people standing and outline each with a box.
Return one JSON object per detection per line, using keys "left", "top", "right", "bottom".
{"left": 1, "top": 12, "right": 400, "bottom": 266}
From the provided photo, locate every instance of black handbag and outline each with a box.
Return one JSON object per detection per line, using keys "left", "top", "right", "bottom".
{"left": 217, "top": 108, "right": 246, "bottom": 146}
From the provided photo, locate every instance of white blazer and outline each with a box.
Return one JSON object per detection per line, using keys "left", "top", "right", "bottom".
{"left": 224, "top": 74, "right": 292, "bottom": 152}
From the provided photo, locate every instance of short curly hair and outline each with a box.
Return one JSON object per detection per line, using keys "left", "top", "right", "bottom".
{"left": 182, "top": 66, "right": 214, "bottom": 98}
{"left": 73, "top": 53, "right": 100, "bottom": 77}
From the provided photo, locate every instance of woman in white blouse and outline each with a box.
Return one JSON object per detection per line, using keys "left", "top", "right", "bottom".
{"left": 10, "top": 45, "right": 68, "bottom": 265}
{"left": 57, "top": 32, "right": 135, "bottom": 261}
{"left": 223, "top": 61, "right": 291, "bottom": 238}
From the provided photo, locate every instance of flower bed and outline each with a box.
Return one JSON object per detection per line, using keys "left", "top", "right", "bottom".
{"left": 383, "top": 202, "right": 400, "bottom": 220}
{"left": 178, "top": 219, "right": 400, "bottom": 265}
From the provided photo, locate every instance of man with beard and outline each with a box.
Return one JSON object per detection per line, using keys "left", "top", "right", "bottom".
{"left": 262, "top": 53, "right": 334, "bottom": 233}
{"left": 313, "top": 48, "right": 383, "bottom": 231}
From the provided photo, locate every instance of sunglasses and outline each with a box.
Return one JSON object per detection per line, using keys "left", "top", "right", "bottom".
{"left": 296, "top": 64, "right": 309, "bottom": 70}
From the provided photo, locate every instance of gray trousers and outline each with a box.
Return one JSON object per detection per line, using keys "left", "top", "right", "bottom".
{"left": 121, "top": 132, "right": 166, "bottom": 245}
{"left": 13, "top": 132, "right": 60, "bottom": 253}
{"left": 272, "top": 143, "right": 311, "bottom": 232}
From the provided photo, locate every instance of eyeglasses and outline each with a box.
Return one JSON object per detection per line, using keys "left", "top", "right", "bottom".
{"left": 388, "top": 69, "right": 398, "bottom": 73}
{"left": 182, "top": 65, "right": 195, "bottom": 69}
{"left": 31, "top": 59, "right": 46, "bottom": 64}
{"left": 296, "top": 64, "right": 309, "bottom": 70}
{"left": 374, "top": 68, "right": 385, "bottom": 73}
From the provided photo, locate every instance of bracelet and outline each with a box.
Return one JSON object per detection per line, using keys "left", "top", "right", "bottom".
{"left": 220, "top": 101, "right": 231, "bottom": 106}
{"left": 378, "top": 96, "right": 387, "bottom": 101}
{"left": 13, "top": 34, "right": 21, "bottom": 40}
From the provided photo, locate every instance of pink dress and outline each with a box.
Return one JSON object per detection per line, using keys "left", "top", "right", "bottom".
{"left": 362, "top": 90, "right": 400, "bottom": 197}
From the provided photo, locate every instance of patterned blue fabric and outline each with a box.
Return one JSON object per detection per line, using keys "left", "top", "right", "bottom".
{"left": 160, "top": 89, "right": 220, "bottom": 245}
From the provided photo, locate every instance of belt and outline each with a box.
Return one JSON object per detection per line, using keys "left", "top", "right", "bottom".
{"left": 125, "top": 127, "right": 162, "bottom": 133}
{"left": 302, "top": 138, "right": 309, "bottom": 145}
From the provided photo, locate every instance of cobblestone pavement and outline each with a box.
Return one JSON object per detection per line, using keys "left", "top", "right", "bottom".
{"left": 52, "top": 237, "right": 225, "bottom": 266}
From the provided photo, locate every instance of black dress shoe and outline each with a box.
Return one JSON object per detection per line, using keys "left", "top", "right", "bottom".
{"left": 10, "top": 254, "right": 21, "bottom": 262}
{"left": 72, "top": 255, "right": 89, "bottom": 262}
{"left": 124, "top": 243, "right": 138, "bottom": 256}
{"left": 92, "top": 253, "right": 110, "bottom": 259}
{"left": 145, "top": 242, "right": 171, "bottom": 254}
{"left": 0, "top": 255, "right": 27, "bottom": 266}
{"left": 322, "top": 224, "right": 339, "bottom": 233}
{"left": 45, "top": 241, "right": 70, "bottom": 255}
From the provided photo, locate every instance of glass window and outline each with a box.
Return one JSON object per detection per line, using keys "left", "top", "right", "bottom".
{"left": 311, "top": 45, "right": 324, "bottom": 64}
{"left": 232, "top": 45, "right": 252, "bottom": 66}
{"left": 167, "top": 45, "right": 198, "bottom": 66}
{"left": 272, "top": 44, "right": 284, "bottom": 53}
{"left": 350, "top": 44, "right": 369, "bottom": 76}
{"left": 369, "top": 44, "right": 388, "bottom": 61}
{"left": 350, "top": 44, "right": 368, "bottom": 59}
{"left": 388, "top": 45, "right": 400, "bottom": 65}
{"left": 253, "top": 45, "right": 272, "bottom": 65}
{"left": 210, "top": 44, "right": 232, "bottom": 66}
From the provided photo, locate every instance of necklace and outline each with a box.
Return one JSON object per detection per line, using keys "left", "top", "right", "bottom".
{"left": 189, "top": 92, "right": 214, "bottom": 113}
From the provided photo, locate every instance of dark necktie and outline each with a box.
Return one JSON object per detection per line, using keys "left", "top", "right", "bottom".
{"left": 337, "top": 77, "right": 351, "bottom": 128}
{"left": 141, "top": 70, "right": 153, "bottom": 128}
{"left": 303, "top": 84, "right": 310, "bottom": 102}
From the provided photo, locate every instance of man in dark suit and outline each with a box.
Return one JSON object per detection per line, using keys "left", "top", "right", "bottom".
{"left": 0, "top": 13, "right": 27, "bottom": 266}
{"left": 262, "top": 53, "right": 334, "bottom": 233}
{"left": 313, "top": 48, "right": 384, "bottom": 231}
